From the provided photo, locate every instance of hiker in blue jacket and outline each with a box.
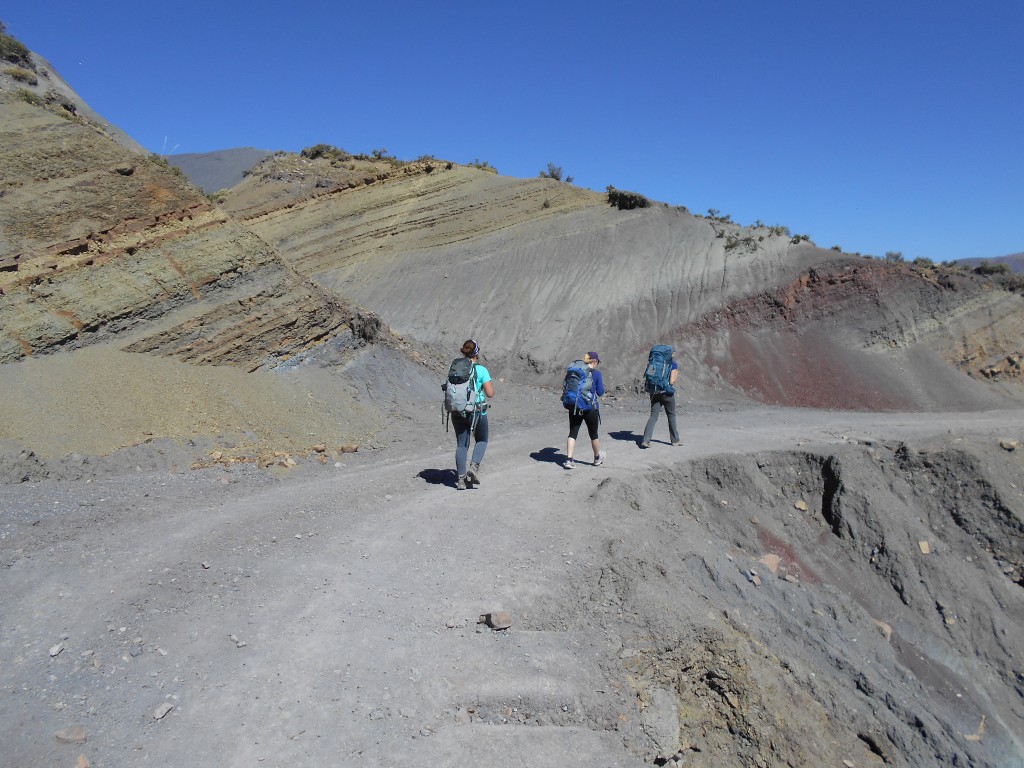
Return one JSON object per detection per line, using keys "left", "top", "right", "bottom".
{"left": 564, "top": 351, "right": 606, "bottom": 469}
{"left": 452, "top": 339, "right": 494, "bottom": 490}
{"left": 640, "top": 354, "right": 680, "bottom": 448}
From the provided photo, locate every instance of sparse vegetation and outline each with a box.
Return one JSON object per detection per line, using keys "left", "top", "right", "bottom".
{"left": 468, "top": 159, "right": 498, "bottom": 173}
{"left": 0, "top": 22, "right": 33, "bottom": 69}
{"left": 725, "top": 235, "right": 757, "bottom": 252}
{"left": 539, "top": 162, "right": 573, "bottom": 183}
{"left": 706, "top": 208, "right": 733, "bottom": 224}
{"left": 148, "top": 153, "right": 184, "bottom": 177}
{"left": 4, "top": 65, "right": 36, "bottom": 85}
{"left": 790, "top": 233, "right": 811, "bottom": 244}
{"left": 606, "top": 186, "right": 651, "bottom": 210}
{"left": 885, "top": 251, "right": 904, "bottom": 262}
{"left": 768, "top": 225, "right": 790, "bottom": 237}
{"left": 15, "top": 87, "right": 42, "bottom": 106}
{"left": 371, "top": 147, "right": 393, "bottom": 161}
{"left": 912, "top": 257, "right": 935, "bottom": 268}
{"left": 974, "top": 260, "right": 1010, "bottom": 276}
{"left": 300, "top": 144, "right": 351, "bottom": 162}
{"left": 831, "top": 245, "right": 843, "bottom": 252}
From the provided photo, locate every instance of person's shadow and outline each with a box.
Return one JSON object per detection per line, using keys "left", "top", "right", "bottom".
{"left": 418, "top": 468, "right": 455, "bottom": 487}
{"left": 529, "top": 447, "right": 563, "bottom": 464}
{"left": 608, "top": 429, "right": 643, "bottom": 445}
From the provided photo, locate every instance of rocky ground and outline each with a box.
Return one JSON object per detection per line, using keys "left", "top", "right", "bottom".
{"left": 2, "top": 389, "right": 1022, "bottom": 768}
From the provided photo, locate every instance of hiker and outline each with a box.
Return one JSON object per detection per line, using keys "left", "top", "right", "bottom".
{"left": 448, "top": 339, "right": 494, "bottom": 490}
{"left": 640, "top": 345, "right": 681, "bottom": 448}
{"left": 563, "top": 351, "right": 606, "bottom": 469}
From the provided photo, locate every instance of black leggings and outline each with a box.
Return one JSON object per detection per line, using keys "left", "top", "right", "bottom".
{"left": 568, "top": 408, "right": 601, "bottom": 440}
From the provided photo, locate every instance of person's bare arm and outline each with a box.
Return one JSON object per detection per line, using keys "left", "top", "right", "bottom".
{"left": 483, "top": 381, "right": 495, "bottom": 398}
{"left": 669, "top": 369, "right": 679, "bottom": 386}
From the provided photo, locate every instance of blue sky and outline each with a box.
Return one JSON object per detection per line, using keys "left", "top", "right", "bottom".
{"left": 5, "top": 2, "right": 1022, "bottom": 262}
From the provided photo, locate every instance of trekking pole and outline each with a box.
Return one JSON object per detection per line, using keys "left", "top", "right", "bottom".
{"left": 469, "top": 402, "right": 480, "bottom": 437}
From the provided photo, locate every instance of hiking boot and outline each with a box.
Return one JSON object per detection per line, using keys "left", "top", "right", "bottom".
{"left": 594, "top": 450, "right": 606, "bottom": 466}
{"left": 639, "top": 441, "right": 650, "bottom": 449}
{"left": 563, "top": 459, "right": 575, "bottom": 470}
{"left": 466, "top": 463, "right": 481, "bottom": 486}
{"left": 456, "top": 475, "right": 468, "bottom": 490}
{"left": 672, "top": 440, "right": 683, "bottom": 446}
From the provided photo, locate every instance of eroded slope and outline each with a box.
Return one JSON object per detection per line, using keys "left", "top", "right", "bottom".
{"left": 0, "top": 87, "right": 417, "bottom": 461}
{"left": 226, "top": 153, "right": 1024, "bottom": 410}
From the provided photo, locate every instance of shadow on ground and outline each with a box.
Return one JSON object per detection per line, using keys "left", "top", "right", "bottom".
{"left": 417, "top": 468, "right": 454, "bottom": 487}
{"left": 529, "top": 447, "right": 563, "bottom": 464}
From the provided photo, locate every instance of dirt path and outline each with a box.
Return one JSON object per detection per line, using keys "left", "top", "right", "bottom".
{"left": 3, "top": 403, "right": 1023, "bottom": 767}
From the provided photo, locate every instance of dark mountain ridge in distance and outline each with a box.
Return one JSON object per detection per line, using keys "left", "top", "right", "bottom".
{"left": 166, "top": 147, "right": 274, "bottom": 193}
{"left": 954, "top": 252, "right": 1024, "bottom": 273}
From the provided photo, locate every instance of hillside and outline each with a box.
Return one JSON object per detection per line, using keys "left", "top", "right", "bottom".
{"left": 223, "top": 150, "right": 1024, "bottom": 411}
{"left": 0, "top": 54, "right": 422, "bottom": 462}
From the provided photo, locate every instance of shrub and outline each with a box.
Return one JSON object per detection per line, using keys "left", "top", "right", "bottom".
{"left": 468, "top": 159, "right": 497, "bottom": 173}
{"left": 0, "top": 23, "right": 32, "bottom": 69}
{"left": 884, "top": 251, "right": 904, "bottom": 262}
{"left": 15, "top": 87, "right": 42, "bottom": 106}
{"left": 974, "top": 261, "right": 1009, "bottom": 276}
{"left": 912, "top": 257, "right": 935, "bottom": 268}
{"left": 4, "top": 65, "right": 36, "bottom": 84}
{"left": 606, "top": 186, "right": 651, "bottom": 210}
{"left": 539, "top": 162, "right": 573, "bottom": 183}
{"left": 706, "top": 208, "right": 733, "bottom": 224}
{"left": 371, "top": 147, "right": 393, "bottom": 160}
{"left": 300, "top": 144, "right": 350, "bottom": 162}
{"left": 768, "top": 225, "right": 790, "bottom": 237}
{"left": 725, "top": 235, "right": 756, "bottom": 252}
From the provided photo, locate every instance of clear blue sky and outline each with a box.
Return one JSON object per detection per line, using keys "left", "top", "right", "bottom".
{"left": 5, "top": 2, "right": 1022, "bottom": 262}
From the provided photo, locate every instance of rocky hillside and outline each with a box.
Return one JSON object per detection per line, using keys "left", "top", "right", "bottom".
{"left": 0, "top": 48, "right": 424, "bottom": 462}
{"left": 223, "top": 151, "right": 1024, "bottom": 411}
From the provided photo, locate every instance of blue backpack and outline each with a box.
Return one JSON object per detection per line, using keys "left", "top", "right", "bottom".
{"left": 561, "top": 360, "right": 596, "bottom": 412}
{"left": 644, "top": 345, "right": 675, "bottom": 394}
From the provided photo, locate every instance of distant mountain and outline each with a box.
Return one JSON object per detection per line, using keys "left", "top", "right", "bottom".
{"left": 954, "top": 252, "right": 1024, "bottom": 273}
{"left": 166, "top": 147, "right": 274, "bottom": 193}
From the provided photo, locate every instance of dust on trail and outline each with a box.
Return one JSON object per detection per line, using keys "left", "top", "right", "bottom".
{"left": 2, "top": 402, "right": 1023, "bottom": 768}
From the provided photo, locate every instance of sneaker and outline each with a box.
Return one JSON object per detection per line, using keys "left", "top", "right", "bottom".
{"left": 563, "top": 459, "right": 575, "bottom": 470}
{"left": 456, "top": 475, "right": 468, "bottom": 490}
{"left": 594, "top": 450, "right": 606, "bottom": 466}
{"left": 466, "top": 463, "right": 481, "bottom": 486}
{"left": 639, "top": 442, "right": 650, "bottom": 449}
{"left": 672, "top": 440, "right": 683, "bottom": 446}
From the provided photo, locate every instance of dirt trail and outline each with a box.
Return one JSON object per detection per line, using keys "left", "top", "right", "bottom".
{"left": 2, "top": 402, "right": 1023, "bottom": 767}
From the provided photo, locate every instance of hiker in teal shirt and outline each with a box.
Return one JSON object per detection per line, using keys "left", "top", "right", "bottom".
{"left": 452, "top": 339, "right": 494, "bottom": 490}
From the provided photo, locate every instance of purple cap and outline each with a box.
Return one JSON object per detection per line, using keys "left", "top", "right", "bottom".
{"left": 584, "top": 351, "right": 600, "bottom": 363}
